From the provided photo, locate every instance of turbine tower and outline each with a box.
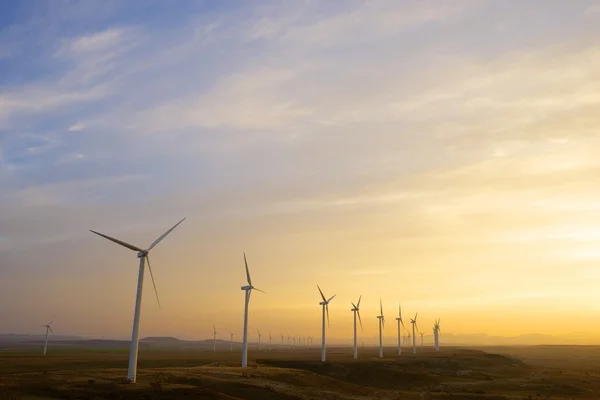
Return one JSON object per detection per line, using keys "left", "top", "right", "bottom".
{"left": 212, "top": 325, "right": 218, "bottom": 352}
{"left": 396, "top": 304, "right": 405, "bottom": 355}
{"left": 317, "top": 285, "right": 336, "bottom": 362}
{"left": 240, "top": 253, "right": 266, "bottom": 368}
{"left": 377, "top": 299, "right": 385, "bottom": 359}
{"left": 90, "top": 217, "right": 185, "bottom": 383}
{"left": 257, "top": 329, "right": 262, "bottom": 351}
{"left": 42, "top": 317, "right": 54, "bottom": 356}
{"left": 229, "top": 332, "right": 235, "bottom": 352}
{"left": 350, "top": 295, "right": 363, "bottom": 360}
{"left": 410, "top": 312, "right": 418, "bottom": 354}
{"left": 433, "top": 318, "right": 441, "bottom": 351}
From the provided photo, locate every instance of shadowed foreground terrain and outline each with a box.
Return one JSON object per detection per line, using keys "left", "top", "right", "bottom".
{"left": 1, "top": 346, "right": 600, "bottom": 399}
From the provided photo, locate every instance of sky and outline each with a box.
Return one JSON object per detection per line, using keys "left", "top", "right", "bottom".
{"left": 1, "top": 0, "right": 600, "bottom": 345}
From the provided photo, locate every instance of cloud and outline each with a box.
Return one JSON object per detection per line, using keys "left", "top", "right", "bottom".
{"left": 2, "top": 1, "right": 600, "bottom": 339}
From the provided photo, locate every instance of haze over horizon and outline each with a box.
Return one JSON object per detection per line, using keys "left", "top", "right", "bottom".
{"left": 1, "top": 1, "right": 600, "bottom": 345}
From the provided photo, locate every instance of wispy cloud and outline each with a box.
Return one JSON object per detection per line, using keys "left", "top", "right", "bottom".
{"left": 2, "top": 0, "right": 600, "bottom": 340}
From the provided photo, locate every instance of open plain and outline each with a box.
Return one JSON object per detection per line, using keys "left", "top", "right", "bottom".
{"left": 2, "top": 343, "right": 600, "bottom": 400}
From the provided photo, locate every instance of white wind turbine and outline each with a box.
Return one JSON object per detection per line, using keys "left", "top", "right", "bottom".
{"left": 350, "top": 295, "right": 363, "bottom": 360}
{"left": 90, "top": 217, "right": 185, "bottom": 383}
{"left": 410, "top": 312, "right": 419, "bottom": 354}
{"left": 212, "top": 325, "right": 218, "bottom": 352}
{"left": 377, "top": 299, "right": 385, "bottom": 358}
{"left": 317, "top": 285, "right": 336, "bottom": 362}
{"left": 396, "top": 304, "right": 405, "bottom": 356}
{"left": 433, "top": 318, "right": 441, "bottom": 351}
{"left": 229, "top": 332, "right": 235, "bottom": 352}
{"left": 42, "top": 317, "right": 54, "bottom": 356}
{"left": 257, "top": 329, "right": 262, "bottom": 351}
{"left": 240, "top": 253, "right": 266, "bottom": 368}
{"left": 280, "top": 332, "right": 284, "bottom": 346}
{"left": 420, "top": 331, "right": 424, "bottom": 346}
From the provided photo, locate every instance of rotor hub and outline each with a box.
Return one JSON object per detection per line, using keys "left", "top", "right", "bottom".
{"left": 137, "top": 249, "right": 148, "bottom": 258}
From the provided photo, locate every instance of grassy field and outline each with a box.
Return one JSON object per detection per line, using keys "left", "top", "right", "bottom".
{"left": 1, "top": 345, "right": 599, "bottom": 399}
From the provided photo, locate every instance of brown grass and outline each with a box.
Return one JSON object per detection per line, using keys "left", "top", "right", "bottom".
{"left": 1, "top": 346, "right": 599, "bottom": 399}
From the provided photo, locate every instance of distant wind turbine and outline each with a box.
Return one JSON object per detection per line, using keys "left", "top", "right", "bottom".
{"left": 396, "top": 304, "right": 405, "bottom": 356}
{"left": 420, "top": 331, "right": 424, "bottom": 346}
{"left": 433, "top": 318, "right": 441, "bottom": 351}
{"left": 257, "top": 329, "right": 262, "bottom": 351}
{"left": 317, "top": 285, "right": 336, "bottom": 362}
{"left": 90, "top": 217, "right": 185, "bottom": 383}
{"left": 213, "top": 325, "right": 218, "bottom": 352}
{"left": 350, "top": 295, "right": 363, "bottom": 360}
{"left": 229, "top": 332, "right": 235, "bottom": 352}
{"left": 42, "top": 317, "right": 54, "bottom": 356}
{"left": 410, "top": 313, "right": 418, "bottom": 354}
{"left": 377, "top": 299, "right": 385, "bottom": 358}
{"left": 240, "top": 253, "right": 266, "bottom": 368}
{"left": 280, "top": 332, "right": 284, "bottom": 346}
{"left": 269, "top": 331, "right": 272, "bottom": 351}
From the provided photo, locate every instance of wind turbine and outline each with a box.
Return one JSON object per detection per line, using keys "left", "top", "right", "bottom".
{"left": 317, "top": 285, "right": 336, "bottom": 362}
{"left": 350, "top": 295, "right": 363, "bottom": 360}
{"left": 213, "top": 324, "right": 218, "bottom": 352}
{"left": 229, "top": 332, "right": 235, "bottom": 352}
{"left": 410, "top": 313, "right": 418, "bottom": 354}
{"left": 257, "top": 329, "right": 262, "bottom": 351}
{"left": 280, "top": 332, "right": 284, "bottom": 346}
{"left": 377, "top": 299, "right": 385, "bottom": 358}
{"left": 420, "top": 331, "right": 424, "bottom": 346}
{"left": 396, "top": 304, "right": 405, "bottom": 356}
{"left": 42, "top": 317, "right": 54, "bottom": 356}
{"left": 240, "top": 253, "right": 266, "bottom": 368}
{"left": 90, "top": 217, "right": 185, "bottom": 383}
{"left": 433, "top": 318, "right": 441, "bottom": 351}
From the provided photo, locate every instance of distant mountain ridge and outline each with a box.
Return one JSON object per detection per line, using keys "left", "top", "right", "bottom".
{"left": 1, "top": 332, "right": 598, "bottom": 347}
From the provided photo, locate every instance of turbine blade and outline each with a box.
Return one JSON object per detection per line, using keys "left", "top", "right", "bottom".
{"left": 351, "top": 302, "right": 357, "bottom": 309}
{"left": 382, "top": 317, "right": 385, "bottom": 329}
{"left": 401, "top": 320, "right": 405, "bottom": 328}
{"left": 357, "top": 295, "right": 362, "bottom": 309}
{"left": 317, "top": 285, "right": 326, "bottom": 302}
{"left": 327, "top": 294, "right": 336, "bottom": 303}
{"left": 253, "top": 287, "right": 267, "bottom": 294}
{"left": 380, "top": 298, "right": 383, "bottom": 317}
{"left": 244, "top": 252, "right": 252, "bottom": 286}
{"left": 89, "top": 230, "right": 142, "bottom": 252}
{"left": 49, "top": 326, "right": 54, "bottom": 335}
{"left": 145, "top": 256, "right": 161, "bottom": 309}
{"left": 147, "top": 217, "right": 186, "bottom": 251}
{"left": 326, "top": 303, "right": 330, "bottom": 327}
{"left": 49, "top": 315, "right": 55, "bottom": 326}
{"left": 357, "top": 309, "right": 363, "bottom": 330}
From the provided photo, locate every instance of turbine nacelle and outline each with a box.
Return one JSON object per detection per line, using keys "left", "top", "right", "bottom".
{"left": 241, "top": 285, "right": 252, "bottom": 291}
{"left": 137, "top": 250, "right": 148, "bottom": 258}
